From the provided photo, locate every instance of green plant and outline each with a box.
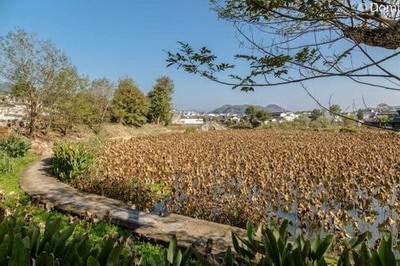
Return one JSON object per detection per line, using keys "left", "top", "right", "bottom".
{"left": 0, "top": 134, "right": 31, "bottom": 158}
{"left": 224, "top": 221, "right": 334, "bottom": 265}
{"left": 140, "top": 236, "right": 192, "bottom": 266}
{"left": 0, "top": 151, "right": 14, "bottom": 174}
{"left": 52, "top": 142, "right": 95, "bottom": 181}
{"left": 0, "top": 213, "right": 134, "bottom": 265}
{"left": 338, "top": 232, "right": 400, "bottom": 266}
{"left": 184, "top": 127, "right": 197, "bottom": 134}
{"left": 339, "top": 127, "right": 358, "bottom": 133}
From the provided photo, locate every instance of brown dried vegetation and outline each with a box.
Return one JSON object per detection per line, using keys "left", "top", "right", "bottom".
{"left": 72, "top": 129, "right": 400, "bottom": 235}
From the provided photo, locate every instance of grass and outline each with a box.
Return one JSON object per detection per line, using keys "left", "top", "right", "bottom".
{"left": 0, "top": 153, "right": 164, "bottom": 257}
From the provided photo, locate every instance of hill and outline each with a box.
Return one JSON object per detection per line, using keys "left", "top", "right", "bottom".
{"left": 211, "top": 104, "right": 286, "bottom": 114}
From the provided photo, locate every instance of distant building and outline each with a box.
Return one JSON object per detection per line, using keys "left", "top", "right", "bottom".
{"left": 279, "top": 112, "right": 299, "bottom": 122}
{"left": 0, "top": 95, "right": 26, "bottom": 126}
{"left": 174, "top": 118, "right": 204, "bottom": 125}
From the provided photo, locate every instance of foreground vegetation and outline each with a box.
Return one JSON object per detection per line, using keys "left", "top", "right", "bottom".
{"left": 59, "top": 129, "right": 400, "bottom": 241}
{"left": 3, "top": 200, "right": 400, "bottom": 265}
{"left": 0, "top": 131, "right": 391, "bottom": 264}
{"left": 0, "top": 135, "right": 167, "bottom": 263}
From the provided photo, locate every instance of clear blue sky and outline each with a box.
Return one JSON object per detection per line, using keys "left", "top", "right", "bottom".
{"left": 1, "top": 0, "right": 399, "bottom": 111}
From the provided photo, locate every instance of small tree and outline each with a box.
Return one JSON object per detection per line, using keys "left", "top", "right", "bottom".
{"left": 245, "top": 106, "right": 270, "bottom": 128}
{"left": 86, "top": 78, "right": 114, "bottom": 131}
{"left": 111, "top": 78, "right": 149, "bottom": 127}
{"left": 377, "top": 115, "right": 391, "bottom": 127}
{"left": 343, "top": 114, "right": 357, "bottom": 128}
{"left": 357, "top": 109, "right": 364, "bottom": 121}
{"left": 310, "top": 109, "right": 323, "bottom": 121}
{"left": 329, "top": 104, "right": 342, "bottom": 114}
{"left": 46, "top": 67, "right": 84, "bottom": 135}
{"left": 293, "top": 114, "right": 311, "bottom": 128}
{"left": 147, "top": 76, "right": 174, "bottom": 125}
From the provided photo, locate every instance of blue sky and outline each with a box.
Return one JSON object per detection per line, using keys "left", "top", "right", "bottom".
{"left": 1, "top": 0, "right": 399, "bottom": 111}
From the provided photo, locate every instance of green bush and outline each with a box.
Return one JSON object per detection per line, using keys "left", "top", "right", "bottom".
{"left": 52, "top": 142, "right": 95, "bottom": 181}
{"left": 339, "top": 127, "right": 358, "bottom": 133}
{"left": 0, "top": 151, "right": 14, "bottom": 173}
{"left": 0, "top": 134, "right": 31, "bottom": 158}
{"left": 184, "top": 127, "right": 197, "bottom": 134}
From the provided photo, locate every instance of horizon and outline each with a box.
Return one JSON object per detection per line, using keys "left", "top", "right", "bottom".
{"left": 1, "top": 0, "right": 400, "bottom": 111}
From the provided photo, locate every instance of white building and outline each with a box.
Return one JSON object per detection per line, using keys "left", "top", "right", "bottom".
{"left": 280, "top": 112, "right": 299, "bottom": 122}
{"left": 174, "top": 118, "right": 204, "bottom": 125}
{"left": 0, "top": 95, "right": 27, "bottom": 126}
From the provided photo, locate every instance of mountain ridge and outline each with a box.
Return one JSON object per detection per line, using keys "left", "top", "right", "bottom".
{"left": 210, "top": 104, "right": 286, "bottom": 114}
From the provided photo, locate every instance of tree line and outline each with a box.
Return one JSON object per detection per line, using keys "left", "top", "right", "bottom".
{"left": 0, "top": 29, "right": 174, "bottom": 136}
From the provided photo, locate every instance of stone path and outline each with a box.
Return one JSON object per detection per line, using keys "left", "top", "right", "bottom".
{"left": 20, "top": 157, "right": 245, "bottom": 254}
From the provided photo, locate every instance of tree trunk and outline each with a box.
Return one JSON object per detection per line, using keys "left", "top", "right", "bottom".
{"left": 28, "top": 101, "right": 38, "bottom": 136}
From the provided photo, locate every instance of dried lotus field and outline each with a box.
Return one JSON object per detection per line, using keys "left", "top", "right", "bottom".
{"left": 73, "top": 129, "right": 400, "bottom": 238}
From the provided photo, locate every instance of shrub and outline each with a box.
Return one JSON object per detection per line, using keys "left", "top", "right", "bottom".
{"left": 0, "top": 134, "right": 31, "bottom": 158}
{"left": 0, "top": 151, "right": 13, "bottom": 173}
{"left": 339, "top": 127, "right": 358, "bottom": 133}
{"left": 184, "top": 127, "right": 197, "bottom": 134}
{"left": 52, "top": 142, "right": 94, "bottom": 181}
{"left": 310, "top": 116, "right": 331, "bottom": 128}
{"left": 229, "top": 120, "right": 253, "bottom": 129}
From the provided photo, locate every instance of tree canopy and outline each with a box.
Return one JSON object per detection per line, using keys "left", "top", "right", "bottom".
{"left": 167, "top": 1, "right": 400, "bottom": 92}
{"left": 0, "top": 29, "right": 73, "bottom": 135}
{"left": 147, "top": 76, "right": 174, "bottom": 125}
{"left": 111, "top": 78, "right": 149, "bottom": 127}
{"left": 245, "top": 105, "right": 270, "bottom": 127}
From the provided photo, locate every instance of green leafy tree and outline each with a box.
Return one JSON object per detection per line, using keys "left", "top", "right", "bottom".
{"left": 73, "top": 91, "right": 107, "bottom": 133}
{"left": 310, "top": 109, "right": 323, "bottom": 121}
{"left": 357, "top": 109, "right": 364, "bottom": 120}
{"left": 329, "top": 104, "right": 342, "bottom": 114}
{"left": 111, "top": 78, "right": 149, "bottom": 127}
{"left": 147, "top": 76, "right": 174, "bottom": 125}
{"left": 378, "top": 114, "right": 391, "bottom": 126}
{"left": 0, "top": 29, "right": 73, "bottom": 135}
{"left": 46, "top": 67, "right": 85, "bottom": 135}
{"left": 245, "top": 105, "right": 270, "bottom": 128}
{"left": 343, "top": 113, "right": 357, "bottom": 128}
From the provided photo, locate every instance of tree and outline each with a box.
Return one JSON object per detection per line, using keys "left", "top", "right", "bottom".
{"left": 357, "top": 109, "right": 364, "bottom": 120}
{"left": 310, "top": 109, "right": 323, "bottom": 121}
{"left": 168, "top": 1, "right": 400, "bottom": 92}
{"left": 376, "top": 103, "right": 394, "bottom": 113}
{"left": 377, "top": 114, "right": 391, "bottom": 126}
{"left": 46, "top": 67, "right": 85, "bottom": 135}
{"left": 111, "top": 78, "right": 149, "bottom": 127}
{"left": 147, "top": 76, "right": 174, "bottom": 125}
{"left": 245, "top": 105, "right": 270, "bottom": 128}
{"left": 343, "top": 113, "right": 357, "bottom": 128}
{"left": 329, "top": 104, "right": 342, "bottom": 115}
{"left": 87, "top": 78, "right": 114, "bottom": 128}
{"left": 73, "top": 90, "right": 107, "bottom": 134}
{"left": 0, "top": 29, "right": 72, "bottom": 135}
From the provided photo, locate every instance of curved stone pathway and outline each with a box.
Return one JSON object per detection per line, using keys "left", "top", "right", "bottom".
{"left": 20, "top": 157, "right": 244, "bottom": 254}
